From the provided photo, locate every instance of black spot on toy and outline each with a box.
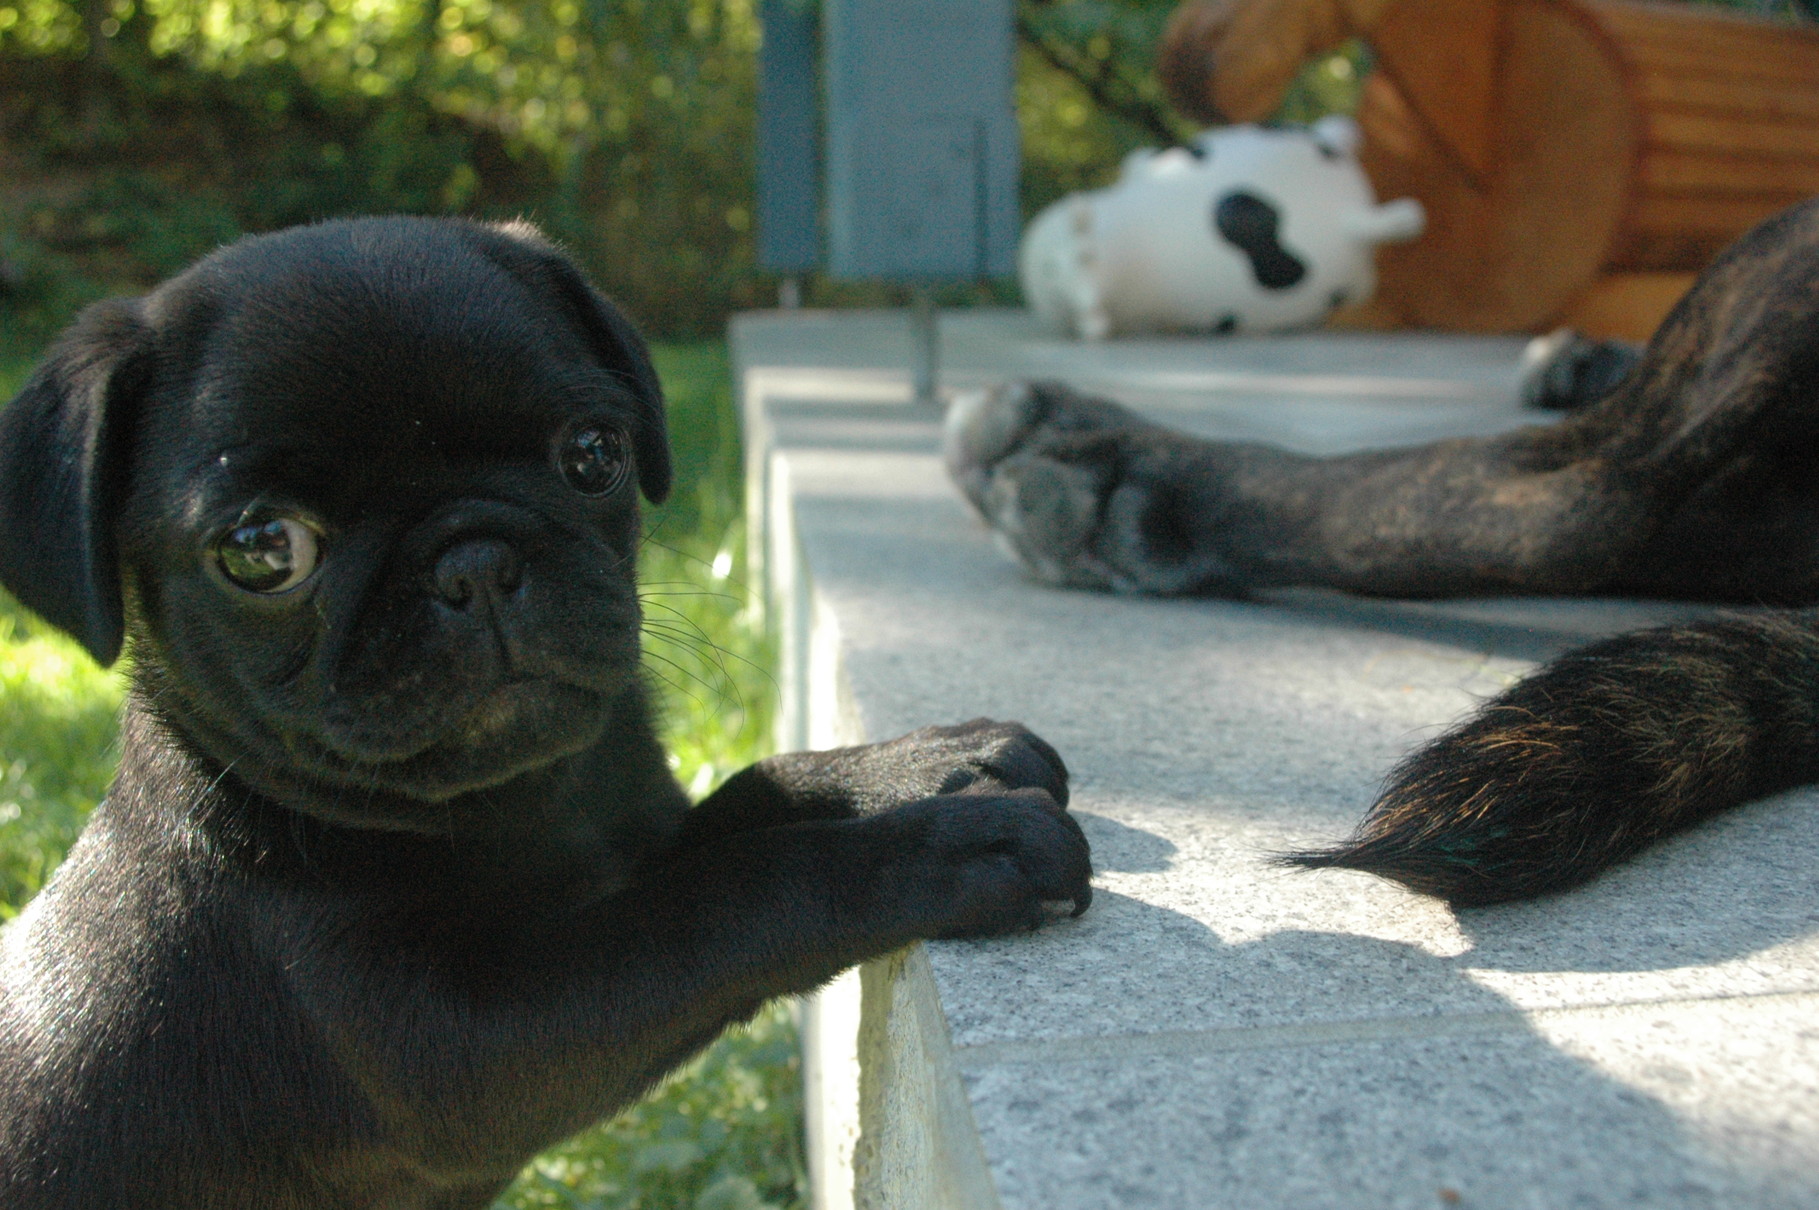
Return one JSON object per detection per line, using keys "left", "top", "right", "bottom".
{"left": 1213, "top": 191, "right": 1306, "bottom": 291}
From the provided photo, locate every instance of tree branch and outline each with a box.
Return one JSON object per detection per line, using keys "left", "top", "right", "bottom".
{"left": 1014, "top": 11, "right": 1190, "bottom": 145}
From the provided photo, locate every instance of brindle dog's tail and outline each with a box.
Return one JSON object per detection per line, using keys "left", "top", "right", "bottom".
{"left": 1284, "top": 610, "right": 1819, "bottom": 905}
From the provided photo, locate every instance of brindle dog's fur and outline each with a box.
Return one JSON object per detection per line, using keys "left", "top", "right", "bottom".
{"left": 946, "top": 198, "right": 1819, "bottom": 905}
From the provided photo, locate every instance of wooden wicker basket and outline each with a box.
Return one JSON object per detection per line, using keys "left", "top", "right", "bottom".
{"left": 1159, "top": 0, "right": 1819, "bottom": 337}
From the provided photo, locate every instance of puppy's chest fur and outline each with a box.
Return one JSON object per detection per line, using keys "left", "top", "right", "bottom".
{"left": 4, "top": 691, "right": 685, "bottom": 1200}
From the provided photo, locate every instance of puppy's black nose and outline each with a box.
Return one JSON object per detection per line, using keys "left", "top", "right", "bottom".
{"left": 432, "top": 538, "right": 522, "bottom": 608}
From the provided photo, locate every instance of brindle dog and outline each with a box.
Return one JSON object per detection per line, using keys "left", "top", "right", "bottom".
{"left": 946, "top": 198, "right": 1819, "bottom": 906}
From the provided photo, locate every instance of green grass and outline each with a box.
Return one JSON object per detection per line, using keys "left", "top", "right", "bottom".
{"left": 0, "top": 341, "right": 802, "bottom": 1210}
{"left": 0, "top": 598, "right": 127, "bottom": 916}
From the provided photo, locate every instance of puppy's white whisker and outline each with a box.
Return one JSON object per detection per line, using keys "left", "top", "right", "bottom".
{"left": 639, "top": 649, "right": 734, "bottom": 711}
{"left": 639, "top": 623, "right": 767, "bottom": 705}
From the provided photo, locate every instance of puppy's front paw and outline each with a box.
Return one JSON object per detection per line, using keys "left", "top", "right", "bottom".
{"left": 741, "top": 720, "right": 1073, "bottom": 823}
{"left": 886, "top": 788, "right": 1093, "bottom": 938}
{"left": 874, "top": 718, "right": 1069, "bottom": 806}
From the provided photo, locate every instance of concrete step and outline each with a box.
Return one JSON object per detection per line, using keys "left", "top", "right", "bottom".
{"left": 731, "top": 308, "right": 1819, "bottom": 1210}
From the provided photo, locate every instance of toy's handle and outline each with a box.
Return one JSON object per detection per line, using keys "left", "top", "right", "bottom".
{"left": 1344, "top": 198, "right": 1426, "bottom": 246}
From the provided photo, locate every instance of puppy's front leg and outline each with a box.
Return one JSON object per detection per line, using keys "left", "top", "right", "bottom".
{"left": 675, "top": 718, "right": 1069, "bottom": 845}
{"left": 244, "top": 770, "right": 1091, "bottom": 1179}
{"left": 580, "top": 781, "right": 1090, "bottom": 1102}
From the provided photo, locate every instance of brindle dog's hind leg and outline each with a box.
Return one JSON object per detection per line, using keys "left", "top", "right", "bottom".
{"left": 946, "top": 200, "right": 1819, "bottom": 604}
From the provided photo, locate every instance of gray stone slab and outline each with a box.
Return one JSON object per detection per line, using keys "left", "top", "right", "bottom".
{"left": 732, "top": 309, "right": 1819, "bottom": 1210}
{"left": 963, "top": 990, "right": 1819, "bottom": 1210}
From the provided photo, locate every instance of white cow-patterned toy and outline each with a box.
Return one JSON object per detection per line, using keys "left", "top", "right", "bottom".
{"left": 1020, "top": 116, "right": 1424, "bottom": 340}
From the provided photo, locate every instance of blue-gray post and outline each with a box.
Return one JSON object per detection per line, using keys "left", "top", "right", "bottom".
{"left": 757, "top": 0, "right": 821, "bottom": 274}
{"left": 823, "top": 0, "right": 1020, "bottom": 282}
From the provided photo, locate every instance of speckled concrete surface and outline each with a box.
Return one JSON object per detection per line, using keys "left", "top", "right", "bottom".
{"left": 734, "top": 310, "right": 1819, "bottom": 1210}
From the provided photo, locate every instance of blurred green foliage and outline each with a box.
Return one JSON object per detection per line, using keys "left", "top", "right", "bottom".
{"left": 641, "top": 341, "right": 774, "bottom": 805}
{"left": 0, "top": 590, "right": 125, "bottom": 916}
{"left": 500, "top": 1000, "right": 803, "bottom": 1210}
{"left": 1015, "top": 0, "right": 1182, "bottom": 215}
{"left": 0, "top": 0, "right": 767, "bottom": 338}
{"left": 3, "top": 0, "right": 1814, "bottom": 347}
{"left": 0, "top": 0, "right": 1394, "bottom": 339}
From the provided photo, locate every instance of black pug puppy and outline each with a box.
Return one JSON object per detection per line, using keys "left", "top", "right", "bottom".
{"left": 0, "top": 217, "right": 1091, "bottom": 1209}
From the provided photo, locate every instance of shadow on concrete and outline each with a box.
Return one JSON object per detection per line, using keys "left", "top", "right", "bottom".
{"left": 1074, "top": 814, "right": 1178, "bottom": 875}
{"left": 1255, "top": 588, "right": 1723, "bottom": 666}
{"left": 970, "top": 884, "right": 1817, "bottom": 1208}
{"left": 1444, "top": 787, "right": 1819, "bottom": 975}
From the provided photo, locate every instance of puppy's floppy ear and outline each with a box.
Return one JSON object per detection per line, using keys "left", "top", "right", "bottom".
{"left": 0, "top": 297, "right": 151, "bottom": 666}
{"left": 481, "top": 221, "right": 672, "bottom": 504}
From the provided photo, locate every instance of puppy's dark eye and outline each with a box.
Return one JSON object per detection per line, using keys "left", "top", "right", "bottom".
{"left": 216, "top": 515, "right": 321, "bottom": 594}
{"left": 558, "top": 425, "right": 631, "bottom": 497}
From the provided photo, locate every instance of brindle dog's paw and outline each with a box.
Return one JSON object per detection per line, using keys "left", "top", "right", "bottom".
{"left": 942, "top": 380, "right": 1127, "bottom": 590}
{"left": 888, "top": 788, "right": 1093, "bottom": 937}
{"left": 943, "top": 381, "right": 1240, "bottom": 595}
{"left": 1519, "top": 328, "right": 1643, "bottom": 412}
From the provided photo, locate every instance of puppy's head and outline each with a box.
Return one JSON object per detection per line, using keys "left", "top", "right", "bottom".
{"left": 0, "top": 217, "right": 671, "bottom": 822}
